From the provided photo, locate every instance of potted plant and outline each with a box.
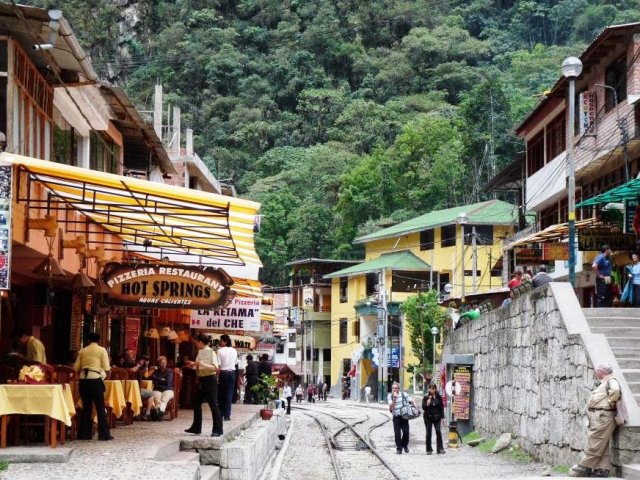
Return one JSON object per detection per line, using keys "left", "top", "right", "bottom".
{"left": 250, "top": 374, "right": 278, "bottom": 420}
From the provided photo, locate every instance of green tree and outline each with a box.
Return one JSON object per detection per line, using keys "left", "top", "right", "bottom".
{"left": 400, "top": 291, "right": 445, "bottom": 389}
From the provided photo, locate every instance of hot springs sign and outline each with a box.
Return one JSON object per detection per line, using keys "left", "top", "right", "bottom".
{"left": 101, "top": 263, "right": 235, "bottom": 309}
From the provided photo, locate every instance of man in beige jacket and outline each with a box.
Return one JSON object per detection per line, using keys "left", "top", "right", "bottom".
{"left": 570, "top": 363, "right": 621, "bottom": 478}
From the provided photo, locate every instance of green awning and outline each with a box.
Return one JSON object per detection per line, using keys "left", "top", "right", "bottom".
{"left": 323, "top": 250, "right": 430, "bottom": 279}
{"left": 577, "top": 179, "right": 640, "bottom": 207}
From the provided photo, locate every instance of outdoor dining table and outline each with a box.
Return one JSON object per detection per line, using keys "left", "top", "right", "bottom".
{"left": 77, "top": 379, "right": 126, "bottom": 422}
{"left": 0, "top": 383, "right": 75, "bottom": 448}
{"left": 121, "top": 379, "right": 143, "bottom": 417}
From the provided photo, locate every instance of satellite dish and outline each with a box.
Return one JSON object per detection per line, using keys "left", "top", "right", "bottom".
{"left": 445, "top": 380, "right": 462, "bottom": 397}
{"left": 444, "top": 283, "right": 453, "bottom": 293}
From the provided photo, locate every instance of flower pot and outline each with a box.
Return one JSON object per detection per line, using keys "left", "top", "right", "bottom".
{"left": 260, "top": 408, "right": 274, "bottom": 420}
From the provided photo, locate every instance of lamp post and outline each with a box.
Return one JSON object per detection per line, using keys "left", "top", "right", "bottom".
{"left": 430, "top": 326, "right": 439, "bottom": 384}
{"left": 456, "top": 213, "right": 468, "bottom": 302}
{"left": 562, "top": 56, "right": 583, "bottom": 288}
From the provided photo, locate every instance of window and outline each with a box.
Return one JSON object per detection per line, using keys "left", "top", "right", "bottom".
{"left": 342, "top": 359, "right": 351, "bottom": 376}
{"left": 306, "top": 347, "right": 319, "bottom": 361}
{"left": 276, "top": 342, "right": 284, "bottom": 354}
{"left": 288, "top": 332, "right": 296, "bottom": 342}
{"left": 546, "top": 113, "right": 565, "bottom": 160}
{"left": 441, "top": 225, "right": 456, "bottom": 247}
{"left": 352, "top": 319, "right": 360, "bottom": 342}
{"left": 464, "top": 225, "right": 494, "bottom": 246}
{"left": 339, "top": 318, "right": 348, "bottom": 344}
{"left": 365, "top": 273, "right": 377, "bottom": 296}
{"left": 288, "top": 348, "right": 296, "bottom": 358}
{"left": 420, "top": 229, "right": 434, "bottom": 250}
{"left": 323, "top": 348, "right": 331, "bottom": 361}
{"left": 526, "top": 130, "right": 544, "bottom": 175}
{"left": 53, "top": 109, "right": 79, "bottom": 166}
{"left": 339, "top": 277, "right": 348, "bottom": 303}
{"left": 90, "top": 131, "right": 119, "bottom": 174}
{"left": 605, "top": 55, "right": 627, "bottom": 112}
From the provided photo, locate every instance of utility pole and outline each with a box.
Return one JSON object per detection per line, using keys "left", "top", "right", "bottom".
{"left": 472, "top": 226, "right": 478, "bottom": 292}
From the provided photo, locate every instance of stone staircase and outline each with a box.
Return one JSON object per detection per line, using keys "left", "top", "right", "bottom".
{"left": 583, "top": 308, "right": 640, "bottom": 407}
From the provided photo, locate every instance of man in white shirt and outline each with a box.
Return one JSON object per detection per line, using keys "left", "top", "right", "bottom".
{"left": 283, "top": 382, "right": 293, "bottom": 414}
{"left": 217, "top": 334, "right": 238, "bottom": 421}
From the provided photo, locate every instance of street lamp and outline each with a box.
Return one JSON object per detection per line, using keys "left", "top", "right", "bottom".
{"left": 562, "top": 56, "right": 583, "bottom": 288}
{"left": 456, "top": 212, "right": 468, "bottom": 302}
{"left": 430, "top": 326, "right": 439, "bottom": 384}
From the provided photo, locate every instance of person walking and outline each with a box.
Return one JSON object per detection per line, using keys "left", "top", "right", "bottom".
{"left": 569, "top": 364, "right": 621, "bottom": 478}
{"left": 531, "top": 264, "right": 553, "bottom": 288}
{"left": 388, "top": 382, "right": 416, "bottom": 454}
{"left": 295, "top": 384, "right": 303, "bottom": 403}
{"left": 184, "top": 334, "right": 223, "bottom": 437}
{"left": 74, "top": 332, "right": 112, "bottom": 441}
{"left": 592, "top": 245, "right": 614, "bottom": 307}
{"left": 307, "top": 383, "right": 315, "bottom": 403}
{"left": 364, "top": 385, "right": 372, "bottom": 405}
{"left": 244, "top": 354, "right": 259, "bottom": 404}
{"left": 283, "top": 382, "right": 293, "bottom": 414}
{"left": 422, "top": 384, "right": 445, "bottom": 454}
{"left": 626, "top": 252, "right": 640, "bottom": 306}
{"left": 217, "top": 334, "right": 238, "bottom": 421}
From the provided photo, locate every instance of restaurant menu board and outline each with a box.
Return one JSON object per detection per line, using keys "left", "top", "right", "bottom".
{"left": 0, "top": 162, "right": 12, "bottom": 290}
{"left": 624, "top": 200, "right": 639, "bottom": 235}
{"left": 191, "top": 297, "right": 261, "bottom": 331}
{"left": 125, "top": 317, "right": 141, "bottom": 356}
{"left": 453, "top": 365, "right": 472, "bottom": 420}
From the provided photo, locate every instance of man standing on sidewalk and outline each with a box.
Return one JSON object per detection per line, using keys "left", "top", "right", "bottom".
{"left": 569, "top": 364, "right": 621, "bottom": 478}
{"left": 364, "top": 385, "right": 372, "bottom": 405}
{"left": 217, "top": 334, "right": 238, "bottom": 422}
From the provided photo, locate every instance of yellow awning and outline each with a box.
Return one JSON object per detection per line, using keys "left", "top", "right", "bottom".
{"left": 507, "top": 218, "right": 597, "bottom": 248}
{"left": 5, "top": 154, "right": 262, "bottom": 267}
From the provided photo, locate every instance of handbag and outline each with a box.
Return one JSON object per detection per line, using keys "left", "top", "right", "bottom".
{"left": 400, "top": 394, "right": 421, "bottom": 420}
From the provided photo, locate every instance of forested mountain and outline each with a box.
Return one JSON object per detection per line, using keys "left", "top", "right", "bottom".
{"left": 26, "top": 0, "right": 640, "bottom": 284}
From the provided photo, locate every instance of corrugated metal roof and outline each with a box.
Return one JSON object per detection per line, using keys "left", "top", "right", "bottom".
{"left": 516, "top": 22, "right": 640, "bottom": 135}
{"left": 354, "top": 200, "right": 517, "bottom": 244}
{"left": 323, "top": 250, "right": 430, "bottom": 279}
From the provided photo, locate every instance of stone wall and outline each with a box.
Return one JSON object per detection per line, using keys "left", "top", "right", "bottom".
{"left": 443, "top": 283, "right": 595, "bottom": 466}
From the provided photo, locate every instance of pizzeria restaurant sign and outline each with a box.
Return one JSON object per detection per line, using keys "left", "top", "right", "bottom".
{"left": 101, "top": 262, "right": 234, "bottom": 309}
{"left": 190, "top": 297, "right": 262, "bottom": 332}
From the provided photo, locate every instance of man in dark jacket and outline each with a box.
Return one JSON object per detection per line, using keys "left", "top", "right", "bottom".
{"left": 149, "top": 356, "right": 174, "bottom": 420}
{"left": 532, "top": 264, "right": 553, "bottom": 288}
{"left": 422, "top": 384, "right": 445, "bottom": 454}
{"left": 244, "top": 354, "right": 259, "bottom": 404}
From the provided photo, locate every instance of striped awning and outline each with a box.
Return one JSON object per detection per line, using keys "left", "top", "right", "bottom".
{"left": 5, "top": 153, "right": 261, "bottom": 267}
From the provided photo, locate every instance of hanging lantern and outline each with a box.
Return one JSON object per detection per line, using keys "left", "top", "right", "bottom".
{"left": 167, "top": 329, "right": 178, "bottom": 341}
{"left": 146, "top": 328, "right": 160, "bottom": 339}
{"left": 160, "top": 326, "right": 171, "bottom": 337}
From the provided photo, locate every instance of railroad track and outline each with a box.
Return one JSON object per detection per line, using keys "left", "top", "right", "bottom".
{"left": 296, "top": 405, "right": 403, "bottom": 480}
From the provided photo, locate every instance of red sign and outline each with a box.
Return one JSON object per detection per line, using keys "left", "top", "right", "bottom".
{"left": 125, "top": 317, "right": 141, "bottom": 356}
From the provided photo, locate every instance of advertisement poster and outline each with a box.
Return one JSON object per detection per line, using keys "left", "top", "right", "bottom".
{"left": 453, "top": 365, "right": 472, "bottom": 420}
{"left": 191, "top": 297, "right": 261, "bottom": 331}
{"left": 0, "top": 162, "right": 12, "bottom": 290}
{"left": 125, "top": 317, "right": 141, "bottom": 355}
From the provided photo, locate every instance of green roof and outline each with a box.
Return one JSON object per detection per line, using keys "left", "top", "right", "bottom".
{"left": 576, "top": 178, "right": 640, "bottom": 207}
{"left": 323, "top": 250, "right": 430, "bottom": 279}
{"left": 354, "top": 199, "right": 517, "bottom": 244}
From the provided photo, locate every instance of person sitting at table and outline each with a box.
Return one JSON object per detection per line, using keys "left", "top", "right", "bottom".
{"left": 117, "top": 349, "right": 148, "bottom": 377}
{"left": 13, "top": 328, "right": 47, "bottom": 364}
{"left": 74, "top": 331, "right": 113, "bottom": 441}
{"left": 146, "top": 355, "right": 174, "bottom": 421}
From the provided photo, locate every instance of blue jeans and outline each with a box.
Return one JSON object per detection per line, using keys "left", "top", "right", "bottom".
{"left": 218, "top": 370, "right": 236, "bottom": 420}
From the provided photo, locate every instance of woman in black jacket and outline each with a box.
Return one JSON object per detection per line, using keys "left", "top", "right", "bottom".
{"left": 422, "top": 384, "right": 445, "bottom": 454}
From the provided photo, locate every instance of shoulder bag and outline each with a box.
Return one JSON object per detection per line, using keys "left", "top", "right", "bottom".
{"left": 400, "top": 393, "right": 421, "bottom": 420}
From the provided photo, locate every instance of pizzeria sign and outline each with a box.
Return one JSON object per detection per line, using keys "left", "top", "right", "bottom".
{"left": 101, "top": 262, "right": 235, "bottom": 309}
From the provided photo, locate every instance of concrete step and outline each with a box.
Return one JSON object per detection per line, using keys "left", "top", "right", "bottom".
{"left": 622, "top": 463, "right": 640, "bottom": 480}
{"left": 587, "top": 316, "right": 640, "bottom": 328}
{"left": 599, "top": 337, "right": 640, "bottom": 349}
{"left": 591, "top": 326, "right": 640, "bottom": 337}
{"left": 199, "top": 466, "right": 220, "bottom": 480}
{"left": 146, "top": 439, "right": 181, "bottom": 461}
{"left": 613, "top": 348, "right": 640, "bottom": 357}
{"left": 623, "top": 370, "right": 640, "bottom": 383}
{"left": 583, "top": 308, "right": 640, "bottom": 318}
{"left": 165, "top": 451, "right": 200, "bottom": 464}
{"left": 617, "top": 358, "right": 640, "bottom": 369}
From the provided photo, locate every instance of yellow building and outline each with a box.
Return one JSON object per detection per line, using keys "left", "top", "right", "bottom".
{"left": 326, "top": 200, "right": 517, "bottom": 400}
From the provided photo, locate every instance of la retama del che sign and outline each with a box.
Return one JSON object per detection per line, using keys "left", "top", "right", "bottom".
{"left": 100, "top": 262, "right": 235, "bottom": 309}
